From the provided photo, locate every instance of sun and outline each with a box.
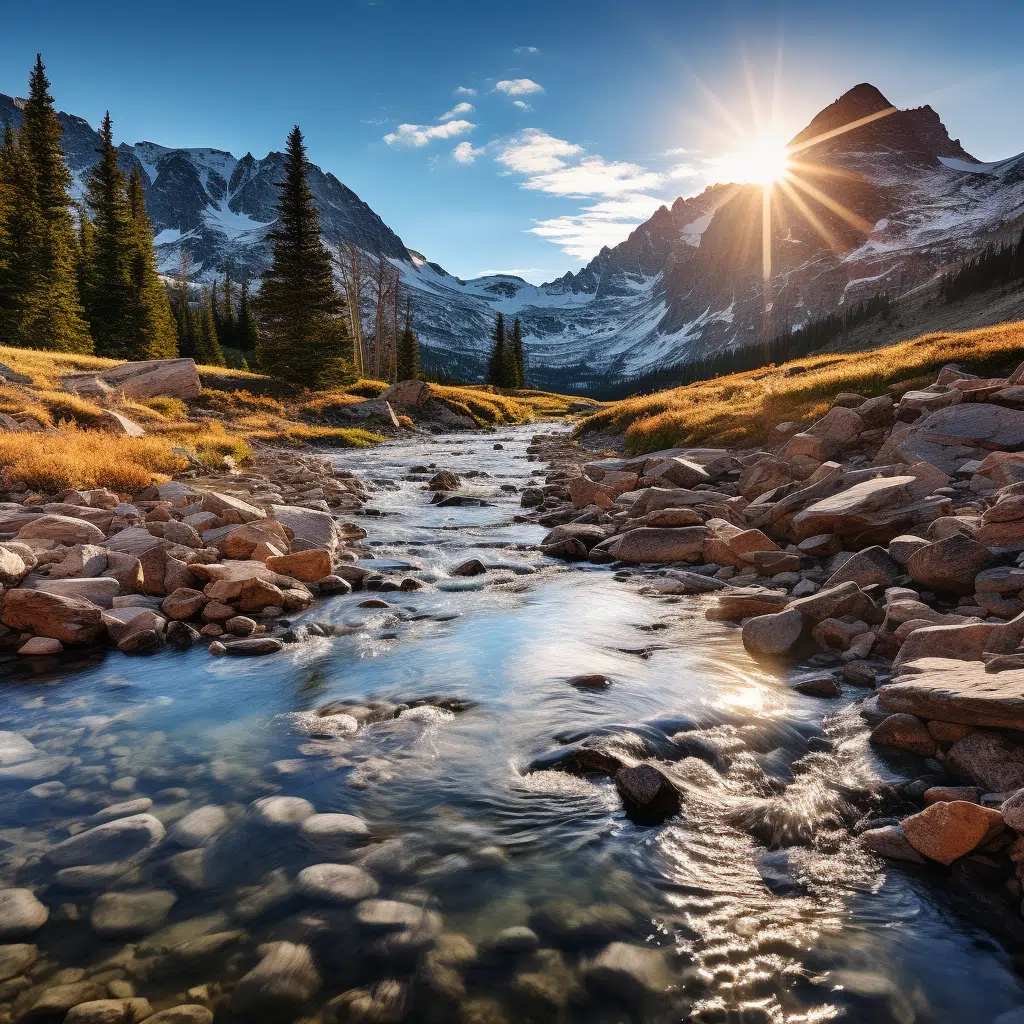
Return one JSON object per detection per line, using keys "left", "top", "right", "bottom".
{"left": 735, "top": 134, "right": 792, "bottom": 186}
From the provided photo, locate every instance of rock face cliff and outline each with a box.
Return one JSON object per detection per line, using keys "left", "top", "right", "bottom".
{"left": 2, "top": 84, "right": 1022, "bottom": 388}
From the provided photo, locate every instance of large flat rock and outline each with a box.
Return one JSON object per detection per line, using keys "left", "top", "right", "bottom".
{"left": 879, "top": 657, "right": 1024, "bottom": 731}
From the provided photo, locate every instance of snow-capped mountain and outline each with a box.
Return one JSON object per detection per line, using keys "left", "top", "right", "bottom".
{"left": 2, "top": 84, "right": 1022, "bottom": 389}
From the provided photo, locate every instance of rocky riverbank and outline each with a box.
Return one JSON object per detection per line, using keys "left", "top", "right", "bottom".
{"left": 522, "top": 359, "right": 1024, "bottom": 933}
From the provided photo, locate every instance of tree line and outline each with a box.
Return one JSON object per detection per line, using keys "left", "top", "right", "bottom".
{"left": 485, "top": 312, "right": 526, "bottom": 388}
{"left": 0, "top": 55, "right": 425, "bottom": 390}
{"left": 940, "top": 229, "right": 1024, "bottom": 303}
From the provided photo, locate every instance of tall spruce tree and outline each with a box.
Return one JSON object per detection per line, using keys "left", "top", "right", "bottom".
{"left": 396, "top": 300, "right": 420, "bottom": 381}
{"left": 508, "top": 316, "right": 525, "bottom": 389}
{"left": 126, "top": 168, "right": 177, "bottom": 358}
{"left": 82, "top": 112, "right": 135, "bottom": 357}
{"left": 16, "top": 55, "right": 92, "bottom": 353}
{"left": 235, "top": 279, "right": 259, "bottom": 353}
{"left": 194, "top": 289, "right": 225, "bottom": 366}
{"left": 486, "top": 311, "right": 508, "bottom": 387}
{"left": 255, "top": 125, "right": 350, "bottom": 388}
{"left": 219, "top": 270, "right": 236, "bottom": 351}
{"left": 0, "top": 126, "right": 39, "bottom": 346}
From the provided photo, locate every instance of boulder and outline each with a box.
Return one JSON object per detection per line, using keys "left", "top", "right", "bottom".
{"left": 999, "top": 789, "right": 1024, "bottom": 832}
{"left": 90, "top": 890, "right": 176, "bottom": 936}
{"left": 17, "top": 514, "right": 106, "bottom": 545}
{"left": 0, "top": 590, "right": 104, "bottom": 644}
{"left": 270, "top": 505, "right": 340, "bottom": 553}
{"left": 27, "top": 577, "right": 120, "bottom": 609}
{"left": 161, "top": 588, "right": 207, "bottom": 620}
{"left": 295, "top": 864, "right": 379, "bottom": 904}
{"left": 905, "top": 534, "right": 992, "bottom": 595}
{"left": 870, "top": 714, "right": 936, "bottom": 756}
{"left": 788, "top": 581, "right": 875, "bottom": 623}
{"left": 613, "top": 765, "right": 681, "bottom": 824}
{"left": 605, "top": 527, "right": 707, "bottom": 564}
{"left": 62, "top": 358, "right": 200, "bottom": 400}
{"left": 265, "top": 549, "right": 332, "bottom": 583}
{"left": 823, "top": 546, "right": 901, "bottom": 589}
{"left": 861, "top": 825, "right": 926, "bottom": 863}
{"left": 0, "top": 943, "right": 37, "bottom": 981}
{"left": 46, "top": 814, "right": 165, "bottom": 868}
{"left": 166, "top": 805, "right": 228, "bottom": 848}
{"left": 247, "top": 796, "right": 315, "bottom": 829}
{"left": 901, "top": 800, "right": 1004, "bottom": 865}
{"left": 299, "top": 813, "right": 371, "bottom": 855}
{"left": 17, "top": 637, "right": 64, "bottom": 656}
{"left": 645, "top": 458, "right": 709, "bottom": 489}
{"left": 880, "top": 658, "right": 1024, "bottom": 730}
{"left": 583, "top": 942, "right": 673, "bottom": 1004}
{"left": 380, "top": 380, "right": 431, "bottom": 409}
{"left": 0, "top": 889, "right": 48, "bottom": 938}
{"left": 891, "top": 622, "right": 995, "bottom": 671}
{"left": 230, "top": 941, "right": 322, "bottom": 1020}
{"left": 0, "top": 543, "right": 37, "bottom": 586}
{"left": 947, "top": 732, "right": 1024, "bottom": 791}
{"left": 742, "top": 609, "right": 803, "bottom": 656}
{"left": 706, "top": 588, "right": 788, "bottom": 620}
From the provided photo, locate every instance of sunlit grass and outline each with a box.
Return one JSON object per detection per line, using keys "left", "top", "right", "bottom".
{"left": 578, "top": 320, "right": 1024, "bottom": 454}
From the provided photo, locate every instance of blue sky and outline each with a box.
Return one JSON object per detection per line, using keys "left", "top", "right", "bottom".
{"left": 3, "top": 0, "right": 1023, "bottom": 284}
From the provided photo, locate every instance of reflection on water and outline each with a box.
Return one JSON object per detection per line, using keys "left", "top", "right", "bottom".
{"left": 0, "top": 426, "right": 1021, "bottom": 1022}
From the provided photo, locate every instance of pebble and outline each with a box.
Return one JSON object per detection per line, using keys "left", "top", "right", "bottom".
{"left": 166, "top": 805, "right": 228, "bottom": 848}
{"left": 246, "top": 796, "right": 316, "bottom": 829}
{"left": 295, "top": 864, "right": 380, "bottom": 904}
{"left": 299, "top": 813, "right": 371, "bottom": 854}
{"left": 90, "top": 890, "right": 177, "bottom": 936}
{"left": 0, "top": 890, "right": 48, "bottom": 938}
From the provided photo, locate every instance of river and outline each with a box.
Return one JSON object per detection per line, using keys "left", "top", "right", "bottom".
{"left": 1, "top": 424, "right": 1022, "bottom": 1023}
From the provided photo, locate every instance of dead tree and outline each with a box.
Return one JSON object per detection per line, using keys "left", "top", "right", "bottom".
{"left": 336, "top": 242, "right": 367, "bottom": 376}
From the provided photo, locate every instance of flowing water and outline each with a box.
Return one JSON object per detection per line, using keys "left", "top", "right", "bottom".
{"left": 1, "top": 425, "right": 1023, "bottom": 1023}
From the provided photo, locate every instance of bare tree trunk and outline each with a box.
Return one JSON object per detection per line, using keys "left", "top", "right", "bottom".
{"left": 391, "top": 266, "right": 401, "bottom": 382}
{"left": 337, "top": 243, "right": 367, "bottom": 376}
{"left": 373, "top": 257, "right": 386, "bottom": 380}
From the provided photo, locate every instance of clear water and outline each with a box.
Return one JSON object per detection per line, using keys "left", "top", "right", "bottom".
{"left": 1, "top": 425, "right": 1022, "bottom": 1022}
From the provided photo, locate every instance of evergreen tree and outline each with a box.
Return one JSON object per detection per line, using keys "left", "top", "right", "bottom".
{"left": 0, "top": 126, "right": 39, "bottom": 345}
{"left": 75, "top": 205, "right": 96, "bottom": 319}
{"left": 126, "top": 168, "right": 177, "bottom": 358}
{"left": 486, "top": 311, "right": 508, "bottom": 387}
{"left": 194, "top": 289, "right": 225, "bottom": 366}
{"left": 219, "top": 269, "right": 236, "bottom": 351}
{"left": 508, "top": 316, "right": 525, "bottom": 389}
{"left": 255, "top": 125, "right": 350, "bottom": 388}
{"left": 82, "top": 112, "right": 135, "bottom": 357}
{"left": 16, "top": 55, "right": 91, "bottom": 352}
{"left": 235, "top": 278, "right": 259, "bottom": 353}
{"left": 396, "top": 300, "right": 420, "bottom": 380}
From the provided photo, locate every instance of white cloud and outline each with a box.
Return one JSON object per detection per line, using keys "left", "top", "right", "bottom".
{"left": 384, "top": 119, "right": 475, "bottom": 147}
{"left": 495, "top": 78, "right": 544, "bottom": 96}
{"left": 438, "top": 102, "right": 474, "bottom": 121}
{"left": 455, "top": 86, "right": 477, "bottom": 96}
{"left": 497, "top": 129, "right": 582, "bottom": 174}
{"left": 513, "top": 46, "right": 539, "bottom": 54}
{"left": 512, "top": 100, "right": 531, "bottom": 111}
{"left": 452, "top": 141, "right": 485, "bottom": 164}
{"left": 523, "top": 157, "right": 663, "bottom": 197}
{"left": 530, "top": 195, "right": 666, "bottom": 260}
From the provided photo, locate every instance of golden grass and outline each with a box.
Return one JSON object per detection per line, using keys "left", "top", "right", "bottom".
{"left": 241, "top": 423, "right": 384, "bottom": 448}
{"left": 428, "top": 384, "right": 534, "bottom": 426}
{"left": 578, "top": 320, "right": 1024, "bottom": 455}
{"left": 0, "top": 424, "right": 187, "bottom": 493}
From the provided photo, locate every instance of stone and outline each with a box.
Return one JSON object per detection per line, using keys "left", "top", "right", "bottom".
{"left": 355, "top": 899, "right": 441, "bottom": 935}
{"left": 482, "top": 926, "right": 540, "bottom": 956}
{"left": 451, "top": 558, "right": 486, "bottom": 577}
{"left": 161, "top": 588, "right": 207, "bottom": 620}
{"left": 89, "top": 799, "right": 153, "bottom": 824}
{"left": 17, "top": 637, "right": 63, "bottom": 656}
{"left": 742, "top": 609, "right": 803, "bottom": 656}
{"left": 880, "top": 658, "right": 1024, "bottom": 731}
{"left": 888, "top": 534, "right": 930, "bottom": 566}
{"left": 647, "top": 457, "right": 710, "bottom": 489}
{"left": 90, "top": 890, "right": 177, "bottom": 936}
{"left": 380, "top": 379, "right": 430, "bottom": 408}
{"left": 265, "top": 549, "right": 332, "bottom": 583}
{"left": 0, "top": 943, "right": 36, "bottom": 981}
{"left": 29, "top": 577, "right": 120, "bottom": 608}
{"left": 999, "top": 789, "right": 1024, "bottom": 832}
{"left": 299, "top": 813, "right": 371, "bottom": 855}
{"left": 142, "top": 1009, "right": 212, "bottom": 1024}
{"left": 861, "top": 825, "right": 927, "bottom": 863}
{"left": 167, "top": 806, "right": 228, "bottom": 848}
{"left": 64, "top": 1000, "right": 152, "bottom": 1024}
{"left": 606, "top": 527, "right": 707, "bottom": 564}
{"left": 0, "top": 590, "right": 105, "bottom": 644}
{"left": 788, "top": 581, "right": 875, "bottom": 623}
{"left": 0, "top": 890, "right": 48, "bottom": 938}
{"left": 906, "top": 534, "right": 993, "bottom": 595}
{"left": 247, "top": 796, "right": 315, "bottom": 828}
{"left": 270, "top": 504, "right": 340, "bottom": 553}
{"left": 870, "top": 714, "right": 936, "bottom": 756}
{"left": 583, "top": 942, "right": 673, "bottom": 1004}
{"left": 21, "top": 982, "right": 106, "bottom": 1022}
{"left": 613, "top": 765, "right": 681, "bottom": 824}
{"left": 62, "top": 358, "right": 201, "bottom": 400}
{"left": 230, "top": 941, "right": 322, "bottom": 1019}
{"left": 797, "top": 533, "right": 842, "bottom": 557}
{"left": 889, "top": 403, "right": 1024, "bottom": 474}
{"left": 46, "top": 814, "right": 166, "bottom": 868}
{"left": 824, "top": 546, "right": 901, "bottom": 589}
{"left": 0, "top": 543, "right": 36, "bottom": 586}
{"left": 947, "top": 732, "right": 1024, "bottom": 791}
{"left": 295, "top": 864, "right": 379, "bottom": 904}
{"left": 892, "top": 622, "right": 995, "bottom": 671}
{"left": 792, "top": 675, "right": 841, "bottom": 697}
{"left": 223, "top": 637, "right": 284, "bottom": 656}
{"left": 17, "top": 514, "right": 106, "bottom": 545}
{"left": 901, "top": 800, "right": 1004, "bottom": 865}
{"left": 706, "top": 588, "right": 788, "bottom": 620}
{"left": 0, "top": 734, "right": 52, "bottom": 770}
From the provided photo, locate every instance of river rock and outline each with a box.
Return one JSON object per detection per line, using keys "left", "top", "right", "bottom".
{"left": 266, "top": 549, "right": 332, "bottom": 583}
{"left": 824, "top": 546, "right": 901, "bottom": 589}
{"left": 295, "top": 864, "right": 379, "bottom": 904}
{"left": 167, "top": 805, "right": 228, "bottom": 848}
{"left": 860, "top": 825, "right": 927, "bottom": 863}
{"left": 742, "top": 609, "right": 804, "bottom": 655}
{"left": 270, "top": 505, "right": 340, "bottom": 553}
{"left": 999, "top": 789, "right": 1024, "bottom": 832}
{"left": 869, "top": 714, "right": 936, "bottom": 756}
{"left": 901, "top": 800, "right": 1004, "bottom": 865}
{"left": 0, "top": 590, "right": 105, "bottom": 645}
{"left": 0, "top": 942, "right": 36, "bottom": 981}
{"left": 89, "top": 799, "right": 154, "bottom": 824}
{"left": 583, "top": 942, "right": 673, "bottom": 1004}
{"left": 90, "top": 890, "right": 177, "bottom": 936}
{"left": 0, "top": 732, "right": 37, "bottom": 766}
{"left": 299, "top": 813, "right": 371, "bottom": 854}
{"left": 788, "top": 581, "right": 875, "bottom": 623}
{"left": 0, "top": 543, "right": 35, "bottom": 586}
{"left": 891, "top": 622, "right": 995, "bottom": 671}
{"left": 906, "top": 534, "right": 993, "bottom": 594}
{"left": 0, "top": 890, "right": 48, "bottom": 938}
{"left": 247, "top": 796, "right": 315, "bottom": 829}
{"left": 142, "top": 1009, "right": 212, "bottom": 1024}
{"left": 21, "top": 981, "right": 106, "bottom": 1022}
{"left": 879, "top": 658, "right": 1024, "bottom": 730}
{"left": 947, "top": 732, "right": 1024, "bottom": 791}
{"left": 606, "top": 527, "right": 707, "bottom": 564}
{"left": 230, "top": 941, "right": 322, "bottom": 1020}
{"left": 17, "top": 514, "right": 106, "bottom": 545}
{"left": 46, "top": 813, "right": 166, "bottom": 867}
{"left": 613, "top": 765, "right": 681, "bottom": 825}
{"left": 161, "top": 588, "right": 207, "bottom": 620}
{"left": 706, "top": 588, "right": 788, "bottom": 620}
{"left": 64, "top": 999, "right": 153, "bottom": 1024}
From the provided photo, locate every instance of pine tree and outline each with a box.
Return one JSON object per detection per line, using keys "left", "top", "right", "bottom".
{"left": 255, "top": 125, "right": 350, "bottom": 388}
{"left": 235, "top": 278, "right": 259, "bottom": 353}
{"left": 194, "top": 289, "right": 225, "bottom": 366}
{"left": 16, "top": 55, "right": 92, "bottom": 352}
{"left": 486, "top": 311, "right": 508, "bottom": 387}
{"left": 396, "top": 299, "right": 419, "bottom": 380}
{"left": 508, "top": 316, "right": 525, "bottom": 389}
{"left": 83, "top": 112, "right": 135, "bottom": 357}
{"left": 126, "top": 168, "right": 177, "bottom": 358}
{"left": 219, "top": 270, "right": 236, "bottom": 351}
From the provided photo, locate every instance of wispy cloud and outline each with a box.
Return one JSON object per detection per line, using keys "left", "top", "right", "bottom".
{"left": 455, "top": 86, "right": 477, "bottom": 96}
{"left": 452, "top": 141, "right": 485, "bottom": 164}
{"left": 513, "top": 46, "right": 539, "bottom": 54}
{"left": 512, "top": 100, "right": 531, "bottom": 111}
{"left": 495, "top": 78, "right": 544, "bottom": 96}
{"left": 438, "top": 102, "right": 474, "bottom": 121}
{"left": 384, "top": 119, "right": 475, "bottom": 147}
{"left": 496, "top": 129, "right": 668, "bottom": 260}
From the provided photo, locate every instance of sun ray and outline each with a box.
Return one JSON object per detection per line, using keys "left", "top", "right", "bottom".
{"left": 775, "top": 177, "right": 846, "bottom": 254}
{"left": 784, "top": 172, "right": 875, "bottom": 235}
{"left": 788, "top": 105, "right": 898, "bottom": 155}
